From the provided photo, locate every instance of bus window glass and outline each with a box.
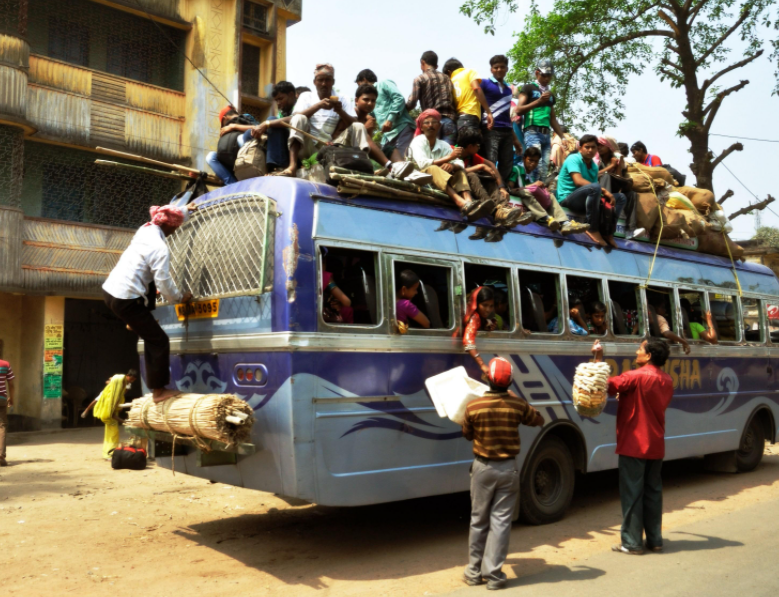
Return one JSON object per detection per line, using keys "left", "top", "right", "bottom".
{"left": 741, "top": 298, "right": 762, "bottom": 342}
{"left": 464, "top": 263, "right": 512, "bottom": 331}
{"left": 567, "top": 275, "right": 606, "bottom": 336}
{"left": 709, "top": 293, "right": 739, "bottom": 342}
{"left": 646, "top": 287, "right": 677, "bottom": 338}
{"left": 518, "top": 269, "right": 560, "bottom": 334}
{"left": 608, "top": 281, "right": 642, "bottom": 336}
{"left": 320, "top": 247, "right": 379, "bottom": 326}
{"left": 678, "top": 290, "right": 706, "bottom": 340}
{"left": 768, "top": 304, "right": 779, "bottom": 343}
{"left": 393, "top": 261, "right": 451, "bottom": 330}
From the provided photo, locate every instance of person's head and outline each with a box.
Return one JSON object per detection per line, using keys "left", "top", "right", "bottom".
{"left": 489, "top": 54, "right": 509, "bottom": 82}
{"left": 590, "top": 301, "right": 607, "bottom": 329}
{"left": 523, "top": 146, "right": 541, "bottom": 172}
{"left": 597, "top": 136, "right": 615, "bottom": 160}
{"left": 570, "top": 298, "right": 585, "bottom": 315}
{"left": 680, "top": 298, "right": 702, "bottom": 323}
{"left": 487, "top": 356, "right": 513, "bottom": 392}
{"left": 651, "top": 296, "right": 668, "bottom": 317}
{"left": 355, "top": 68, "right": 378, "bottom": 86}
{"left": 354, "top": 84, "right": 378, "bottom": 114}
{"left": 397, "top": 269, "right": 420, "bottom": 300}
{"left": 442, "top": 58, "right": 464, "bottom": 78}
{"left": 295, "top": 86, "right": 311, "bottom": 97}
{"left": 126, "top": 369, "right": 138, "bottom": 383}
{"left": 630, "top": 141, "right": 648, "bottom": 163}
{"left": 417, "top": 109, "right": 442, "bottom": 138}
{"left": 272, "top": 81, "right": 297, "bottom": 112}
{"left": 313, "top": 63, "right": 335, "bottom": 98}
{"left": 637, "top": 338, "right": 670, "bottom": 367}
{"left": 476, "top": 286, "right": 495, "bottom": 320}
{"left": 420, "top": 50, "right": 438, "bottom": 71}
{"left": 149, "top": 205, "right": 185, "bottom": 236}
{"left": 579, "top": 134, "right": 598, "bottom": 160}
{"left": 618, "top": 142, "right": 630, "bottom": 157}
{"left": 218, "top": 105, "right": 238, "bottom": 126}
{"left": 493, "top": 289, "right": 508, "bottom": 314}
{"left": 535, "top": 58, "right": 554, "bottom": 85}
{"left": 457, "top": 127, "right": 482, "bottom": 158}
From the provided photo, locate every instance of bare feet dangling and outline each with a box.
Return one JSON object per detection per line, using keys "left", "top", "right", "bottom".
{"left": 152, "top": 388, "right": 181, "bottom": 403}
{"left": 586, "top": 230, "right": 608, "bottom": 247}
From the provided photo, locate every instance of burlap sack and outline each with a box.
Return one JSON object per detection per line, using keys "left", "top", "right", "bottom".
{"left": 651, "top": 207, "right": 694, "bottom": 240}
{"left": 635, "top": 193, "right": 660, "bottom": 232}
{"left": 677, "top": 210, "right": 708, "bottom": 238}
{"left": 674, "top": 186, "right": 716, "bottom": 215}
{"left": 629, "top": 174, "right": 667, "bottom": 193}
{"left": 697, "top": 229, "right": 745, "bottom": 259}
{"left": 627, "top": 163, "right": 677, "bottom": 185}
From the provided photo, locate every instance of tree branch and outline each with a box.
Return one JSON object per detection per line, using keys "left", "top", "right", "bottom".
{"left": 702, "top": 50, "right": 763, "bottom": 94}
{"left": 658, "top": 10, "right": 680, "bottom": 36}
{"left": 703, "top": 80, "right": 749, "bottom": 129}
{"left": 689, "top": 0, "right": 715, "bottom": 23}
{"left": 662, "top": 57, "right": 683, "bottom": 72}
{"left": 568, "top": 29, "right": 675, "bottom": 74}
{"left": 711, "top": 142, "right": 744, "bottom": 170}
{"left": 695, "top": 10, "right": 751, "bottom": 67}
{"left": 718, "top": 189, "right": 734, "bottom": 204}
{"left": 659, "top": 67, "right": 684, "bottom": 83}
{"left": 729, "top": 196, "right": 775, "bottom": 221}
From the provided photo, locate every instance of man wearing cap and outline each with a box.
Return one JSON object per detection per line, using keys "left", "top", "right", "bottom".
{"left": 462, "top": 357, "right": 545, "bottom": 590}
{"left": 103, "top": 204, "right": 196, "bottom": 403}
{"left": 514, "top": 59, "right": 565, "bottom": 182}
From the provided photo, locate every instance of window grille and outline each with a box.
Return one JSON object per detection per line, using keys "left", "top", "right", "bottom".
{"left": 0, "top": 125, "right": 24, "bottom": 208}
{"left": 241, "top": 42, "right": 261, "bottom": 96}
{"left": 242, "top": 1, "right": 268, "bottom": 35}
{"left": 0, "top": 0, "right": 28, "bottom": 37}
{"left": 163, "top": 193, "right": 277, "bottom": 303}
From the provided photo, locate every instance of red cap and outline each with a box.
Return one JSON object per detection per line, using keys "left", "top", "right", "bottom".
{"left": 218, "top": 105, "right": 235, "bottom": 122}
{"left": 488, "top": 357, "right": 513, "bottom": 388}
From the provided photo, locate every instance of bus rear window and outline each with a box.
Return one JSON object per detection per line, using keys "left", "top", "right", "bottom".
{"left": 519, "top": 269, "right": 560, "bottom": 334}
{"left": 567, "top": 275, "right": 605, "bottom": 336}
{"left": 609, "top": 281, "right": 642, "bottom": 336}
{"left": 393, "top": 261, "right": 452, "bottom": 330}
{"left": 679, "top": 290, "right": 706, "bottom": 340}
{"left": 646, "top": 287, "right": 676, "bottom": 338}
{"left": 320, "top": 247, "right": 379, "bottom": 326}
{"left": 741, "top": 298, "right": 763, "bottom": 342}
{"left": 465, "top": 263, "right": 513, "bottom": 331}
{"left": 709, "top": 293, "right": 739, "bottom": 342}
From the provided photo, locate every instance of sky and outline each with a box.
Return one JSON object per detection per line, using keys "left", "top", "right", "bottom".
{"left": 286, "top": 0, "right": 779, "bottom": 242}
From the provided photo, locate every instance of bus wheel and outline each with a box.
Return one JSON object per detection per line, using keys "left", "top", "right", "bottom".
{"left": 520, "top": 435, "right": 575, "bottom": 525}
{"left": 736, "top": 416, "right": 765, "bottom": 472}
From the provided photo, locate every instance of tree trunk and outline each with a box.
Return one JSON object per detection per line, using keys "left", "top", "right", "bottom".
{"left": 688, "top": 130, "right": 714, "bottom": 191}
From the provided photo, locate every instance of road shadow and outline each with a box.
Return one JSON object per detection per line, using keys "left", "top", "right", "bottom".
{"left": 662, "top": 531, "right": 744, "bottom": 553}
{"left": 504, "top": 561, "right": 606, "bottom": 588}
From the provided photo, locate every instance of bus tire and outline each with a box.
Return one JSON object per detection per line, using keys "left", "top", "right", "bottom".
{"left": 736, "top": 416, "right": 765, "bottom": 472}
{"left": 520, "top": 435, "right": 575, "bottom": 525}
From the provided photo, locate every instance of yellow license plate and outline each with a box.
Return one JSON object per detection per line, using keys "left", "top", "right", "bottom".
{"left": 175, "top": 299, "right": 220, "bottom": 321}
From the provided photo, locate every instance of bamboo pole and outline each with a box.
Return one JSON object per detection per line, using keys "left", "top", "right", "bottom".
{"left": 339, "top": 178, "right": 451, "bottom": 206}
{"left": 330, "top": 170, "right": 449, "bottom": 202}
{"left": 277, "top": 121, "right": 332, "bottom": 146}
{"left": 95, "top": 146, "right": 224, "bottom": 185}
{"left": 95, "top": 160, "right": 195, "bottom": 182}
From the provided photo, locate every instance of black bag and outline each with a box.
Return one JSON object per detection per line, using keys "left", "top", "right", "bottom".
{"left": 111, "top": 445, "right": 147, "bottom": 470}
{"left": 662, "top": 164, "right": 686, "bottom": 186}
{"left": 216, "top": 115, "right": 255, "bottom": 171}
{"left": 319, "top": 144, "right": 374, "bottom": 184}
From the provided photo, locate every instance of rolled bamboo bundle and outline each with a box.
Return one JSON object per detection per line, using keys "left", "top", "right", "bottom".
{"left": 127, "top": 394, "right": 255, "bottom": 446}
{"left": 572, "top": 361, "right": 611, "bottom": 417}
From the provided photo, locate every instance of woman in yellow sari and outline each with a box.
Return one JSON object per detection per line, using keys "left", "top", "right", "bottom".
{"left": 82, "top": 369, "right": 137, "bottom": 459}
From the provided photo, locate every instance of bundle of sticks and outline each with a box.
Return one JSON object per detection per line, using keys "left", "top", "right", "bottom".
{"left": 328, "top": 167, "right": 451, "bottom": 207}
{"left": 572, "top": 361, "right": 611, "bottom": 417}
{"left": 127, "top": 393, "right": 255, "bottom": 447}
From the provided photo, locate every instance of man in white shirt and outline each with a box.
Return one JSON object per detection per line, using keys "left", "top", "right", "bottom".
{"left": 280, "top": 63, "right": 376, "bottom": 177}
{"left": 103, "top": 204, "right": 195, "bottom": 403}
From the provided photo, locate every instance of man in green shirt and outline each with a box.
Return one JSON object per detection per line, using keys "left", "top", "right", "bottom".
{"left": 356, "top": 69, "right": 416, "bottom": 161}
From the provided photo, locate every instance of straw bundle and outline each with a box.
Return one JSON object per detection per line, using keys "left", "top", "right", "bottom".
{"left": 127, "top": 393, "right": 255, "bottom": 447}
{"left": 572, "top": 362, "right": 611, "bottom": 417}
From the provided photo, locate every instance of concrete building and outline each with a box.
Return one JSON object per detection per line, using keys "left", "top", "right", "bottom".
{"left": 0, "top": 0, "right": 301, "bottom": 430}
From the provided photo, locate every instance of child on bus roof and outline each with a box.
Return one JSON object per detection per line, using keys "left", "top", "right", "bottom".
{"left": 395, "top": 269, "right": 430, "bottom": 332}
{"left": 463, "top": 286, "right": 498, "bottom": 379}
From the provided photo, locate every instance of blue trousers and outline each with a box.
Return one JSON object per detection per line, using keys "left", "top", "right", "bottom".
{"left": 265, "top": 116, "right": 290, "bottom": 171}
{"left": 206, "top": 129, "right": 252, "bottom": 185}
{"left": 560, "top": 183, "right": 626, "bottom": 233}
{"left": 523, "top": 129, "right": 551, "bottom": 182}
{"left": 439, "top": 117, "right": 458, "bottom": 146}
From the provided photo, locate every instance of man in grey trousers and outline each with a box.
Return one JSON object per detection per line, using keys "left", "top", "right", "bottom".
{"left": 461, "top": 357, "right": 545, "bottom": 589}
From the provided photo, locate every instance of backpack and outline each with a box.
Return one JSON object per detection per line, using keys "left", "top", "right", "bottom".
{"left": 319, "top": 145, "right": 374, "bottom": 184}
{"left": 216, "top": 115, "right": 255, "bottom": 171}
{"left": 110, "top": 445, "right": 147, "bottom": 470}
{"left": 234, "top": 137, "right": 267, "bottom": 180}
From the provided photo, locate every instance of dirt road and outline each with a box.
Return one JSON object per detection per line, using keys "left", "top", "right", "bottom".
{"left": 2, "top": 428, "right": 779, "bottom": 596}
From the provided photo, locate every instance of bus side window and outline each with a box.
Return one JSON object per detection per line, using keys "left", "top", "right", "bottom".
{"left": 566, "top": 275, "right": 606, "bottom": 336}
{"left": 741, "top": 298, "right": 763, "bottom": 343}
{"left": 464, "top": 263, "right": 513, "bottom": 332}
{"left": 768, "top": 303, "right": 779, "bottom": 343}
{"left": 393, "top": 261, "right": 451, "bottom": 330}
{"left": 518, "top": 269, "right": 561, "bottom": 334}
{"left": 708, "top": 293, "right": 739, "bottom": 342}
{"left": 678, "top": 290, "right": 706, "bottom": 340}
{"left": 320, "top": 246, "right": 379, "bottom": 327}
{"left": 646, "top": 287, "right": 677, "bottom": 338}
{"left": 608, "top": 281, "right": 642, "bottom": 336}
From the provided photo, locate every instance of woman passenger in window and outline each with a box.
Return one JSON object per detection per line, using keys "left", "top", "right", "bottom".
{"left": 463, "top": 286, "right": 498, "bottom": 378}
{"left": 322, "top": 255, "right": 353, "bottom": 324}
{"left": 395, "top": 269, "right": 430, "bottom": 332}
{"left": 680, "top": 299, "right": 718, "bottom": 344}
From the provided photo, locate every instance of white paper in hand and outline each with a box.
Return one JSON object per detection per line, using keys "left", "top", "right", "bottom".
{"left": 425, "top": 366, "right": 490, "bottom": 425}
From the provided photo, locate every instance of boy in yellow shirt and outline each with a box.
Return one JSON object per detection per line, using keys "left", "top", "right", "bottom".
{"left": 443, "top": 58, "right": 494, "bottom": 132}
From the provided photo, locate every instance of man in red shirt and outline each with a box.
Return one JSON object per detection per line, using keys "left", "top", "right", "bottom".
{"left": 630, "top": 141, "right": 662, "bottom": 167}
{"left": 592, "top": 338, "right": 673, "bottom": 555}
{"left": 0, "top": 357, "right": 16, "bottom": 467}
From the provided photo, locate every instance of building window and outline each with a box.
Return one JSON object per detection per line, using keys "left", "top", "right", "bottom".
{"left": 243, "top": 1, "right": 268, "bottom": 36}
{"left": 241, "top": 43, "right": 261, "bottom": 96}
{"left": 48, "top": 17, "right": 89, "bottom": 67}
{"left": 107, "top": 37, "right": 152, "bottom": 82}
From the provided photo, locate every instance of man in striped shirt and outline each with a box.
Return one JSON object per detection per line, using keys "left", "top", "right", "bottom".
{"left": 406, "top": 51, "right": 458, "bottom": 145}
{"left": 0, "top": 358, "right": 15, "bottom": 467}
{"left": 462, "top": 357, "right": 544, "bottom": 590}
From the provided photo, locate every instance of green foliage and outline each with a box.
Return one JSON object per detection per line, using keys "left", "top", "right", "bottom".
{"left": 754, "top": 226, "right": 779, "bottom": 248}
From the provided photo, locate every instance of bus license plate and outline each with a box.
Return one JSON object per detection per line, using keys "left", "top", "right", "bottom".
{"left": 175, "top": 299, "right": 220, "bottom": 321}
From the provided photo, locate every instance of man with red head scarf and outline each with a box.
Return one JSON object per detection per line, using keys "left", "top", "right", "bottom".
{"left": 103, "top": 203, "right": 196, "bottom": 403}
{"left": 462, "top": 357, "right": 544, "bottom": 590}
